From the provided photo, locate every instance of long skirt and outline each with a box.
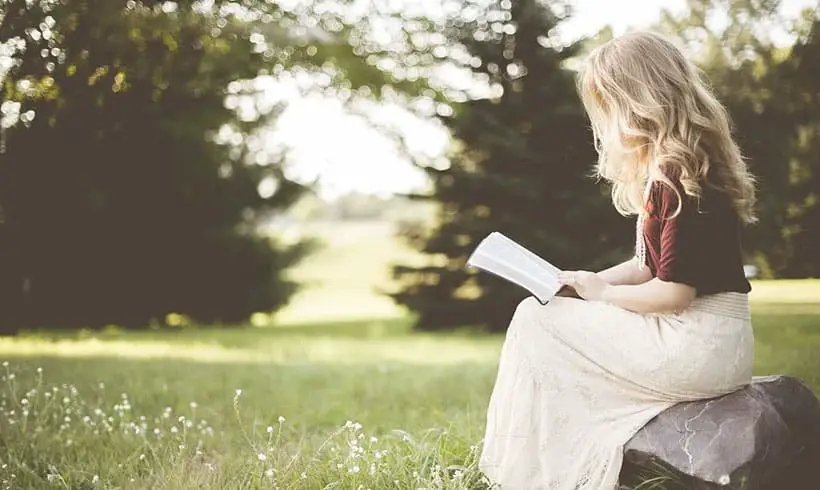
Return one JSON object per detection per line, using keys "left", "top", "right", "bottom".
{"left": 478, "top": 292, "right": 754, "bottom": 489}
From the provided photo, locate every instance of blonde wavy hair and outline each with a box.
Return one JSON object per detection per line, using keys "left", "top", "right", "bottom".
{"left": 576, "top": 30, "right": 757, "bottom": 224}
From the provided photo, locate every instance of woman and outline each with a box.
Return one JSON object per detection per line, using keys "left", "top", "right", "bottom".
{"left": 478, "top": 31, "right": 758, "bottom": 489}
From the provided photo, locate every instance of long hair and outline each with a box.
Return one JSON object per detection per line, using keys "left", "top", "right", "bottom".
{"left": 576, "top": 31, "right": 757, "bottom": 224}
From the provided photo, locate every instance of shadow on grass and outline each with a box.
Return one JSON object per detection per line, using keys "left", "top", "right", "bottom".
{"left": 10, "top": 317, "right": 411, "bottom": 345}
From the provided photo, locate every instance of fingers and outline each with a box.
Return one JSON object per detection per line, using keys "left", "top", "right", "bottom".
{"left": 559, "top": 270, "right": 594, "bottom": 285}
{"left": 557, "top": 271, "right": 575, "bottom": 285}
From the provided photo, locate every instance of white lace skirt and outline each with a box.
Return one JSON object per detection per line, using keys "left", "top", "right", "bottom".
{"left": 479, "top": 293, "right": 754, "bottom": 490}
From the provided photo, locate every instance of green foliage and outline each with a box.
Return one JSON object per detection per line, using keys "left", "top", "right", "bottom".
{"left": 390, "top": 0, "right": 632, "bottom": 332}
{"left": 0, "top": 0, "right": 436, "bottom": 332}
{"left": 657, "top": 1, "right": 820, "bottom": 278}
{"left": 769, "top": 18, "right": 820, "bottom": 278}
{"left": 391, "top": 0, "right": 820, "bottom": 333}
{"left": 0, "top": 1, "right": 307, "bottom": 330}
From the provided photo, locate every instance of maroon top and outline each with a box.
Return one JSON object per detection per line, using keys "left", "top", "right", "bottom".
{"left": 642, "top": 174, "right": 751, "bottom": 296}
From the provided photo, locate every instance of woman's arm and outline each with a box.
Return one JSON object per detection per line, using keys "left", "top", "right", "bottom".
{"left": 557, "top": 271, "right": 696, "bottom": 314}
{"left": 596, "top": 257, "right": 653, "bottom": 286}
{"left": 601, "top": 278, "right": 696, "bottom": 314}
{"left": 554, "top": 257, "right": 652, "bottom": 300}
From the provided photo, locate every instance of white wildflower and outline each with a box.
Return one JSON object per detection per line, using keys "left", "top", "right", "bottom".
{"left": 278, "top": 415, "right": 285, "bottom": 424}
{"left": 264, "top": 468, "right": 274, "bottom": 478}
{"left": 266, "top": 426, "right": 274, "bottom": 433}
{"left": 257, "top": 451, "right": 266, "bottom": 462}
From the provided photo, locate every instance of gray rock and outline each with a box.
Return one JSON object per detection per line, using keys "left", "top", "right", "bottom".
{"left": 621, "top": 375, "right": 820, "bottom": 490}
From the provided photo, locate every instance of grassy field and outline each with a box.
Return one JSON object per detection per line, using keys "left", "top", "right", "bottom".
{"left": 0, "top": 222, "right": 818, "bottom": 489}
{"left": 270, "top": 220, "right": 422, "bottom": 325}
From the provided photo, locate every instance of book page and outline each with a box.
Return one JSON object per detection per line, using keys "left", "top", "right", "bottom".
{"left": 467, "top": 232, "right": 561, "bottom": 303}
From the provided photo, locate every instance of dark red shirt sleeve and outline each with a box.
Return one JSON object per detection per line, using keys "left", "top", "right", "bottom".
{"left": 643, "top": 172, "right": 751, "bottom": 295}
{"left": 653, "top": 182, "right": 700, "bottom": 287}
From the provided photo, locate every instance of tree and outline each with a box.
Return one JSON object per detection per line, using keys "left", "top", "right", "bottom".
{"left": 389, "top": 0, "right": 632, "bottom": 332}
{"left": 773, "top": 17, "right": 820, "bottom": 278}
{"left": 657, "top": 0, "right": 820, "bottom": 278}
{"left": 0, "top": 0, "right": 429, "bottom": 331}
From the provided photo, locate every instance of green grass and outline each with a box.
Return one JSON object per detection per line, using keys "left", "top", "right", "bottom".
{"left": 271, "top": 221, "right": 425, "bottom": 325}
{"left": 0, "top": 318, "right": 499, "bottom": 489}
{"left": 0, "top": 222, "right": 817, "bottom": 489}
{"left": 1, "top": 281, "right": 818, "bottom": 489}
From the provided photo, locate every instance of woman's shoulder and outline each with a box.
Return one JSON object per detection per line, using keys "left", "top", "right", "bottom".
{"left": 647, "top": 166, "right": 687, "bottom": 217}
{"left": 648, "top": 165, "right": 729, "bottom": 219}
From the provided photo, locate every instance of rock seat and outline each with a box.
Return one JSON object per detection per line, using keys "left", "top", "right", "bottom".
{"left": 621, "top": 375, "right": 820, "bottom": 489}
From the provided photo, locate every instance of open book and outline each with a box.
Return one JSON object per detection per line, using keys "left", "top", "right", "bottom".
{"left": 466, "top": 232, "right": 562, "bottom": 305}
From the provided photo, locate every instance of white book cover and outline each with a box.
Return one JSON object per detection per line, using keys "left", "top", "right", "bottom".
{"left": 466, "top": 232, "right": 562, "bottom": 304}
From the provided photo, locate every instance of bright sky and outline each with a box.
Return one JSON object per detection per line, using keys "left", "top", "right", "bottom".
{"left": 267, "top": 0, "right": 816, "bottom": 200}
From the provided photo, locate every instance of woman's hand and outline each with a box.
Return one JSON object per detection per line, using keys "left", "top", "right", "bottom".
{"left": 557, "top": 270, "right": 610, "bottom": 301}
